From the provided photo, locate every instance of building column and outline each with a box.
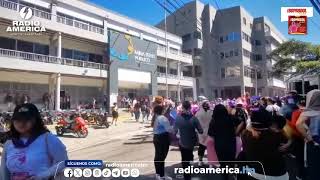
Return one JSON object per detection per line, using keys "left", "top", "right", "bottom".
{"left": 177, "top": 62, "right": 181, "bottom": 102}
{"left": 50, "top": 2, "right": 57, "bottom": 22}
{"left": 55, "top": 73, "right": 61, "bottom": 111}
{"left": 48, "top": 75, "right": 55, "bottom": 110}
{"left": 192, "top": 78, "right": 197, "bottom": 101}
{"left": 57, "top": 32, "right": 62, "bottom": 58}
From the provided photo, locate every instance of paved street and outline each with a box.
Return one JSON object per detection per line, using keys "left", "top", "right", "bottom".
{"left": 48, "top": 113, "right": 222, "bottom": 179}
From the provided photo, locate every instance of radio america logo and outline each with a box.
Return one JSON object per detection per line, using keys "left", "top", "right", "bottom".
{"left": 6, "top": 6, "right": 46, "bottom": 34}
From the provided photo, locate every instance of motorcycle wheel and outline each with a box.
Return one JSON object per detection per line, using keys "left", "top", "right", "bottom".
{"left": 105, "top": 122, "right": 109, "bottom": 128}
{"left": 77, "top": 129, "right": 88, "bottom": 138}
{"left": 56, "top": 127, "right": 64, "bottom": 136}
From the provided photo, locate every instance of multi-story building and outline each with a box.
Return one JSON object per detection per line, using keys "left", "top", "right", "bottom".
{"left": 157, "top": 0, "right": 287, "bottom": 99}
{"left": 0, "top": 0, "right": 195, "bottom": 111}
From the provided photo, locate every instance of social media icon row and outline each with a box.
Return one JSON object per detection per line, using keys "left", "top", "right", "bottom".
{"left": 64, "top": 168, "right": 140, "bottom": 178}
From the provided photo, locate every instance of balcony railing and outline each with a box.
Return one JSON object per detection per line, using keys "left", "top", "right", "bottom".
{"left": 56, "top": 15, "right": 104, "bottom": 34}
{"left": 0, "top": 0, "right": 104, "bottom": 35}
{"left": 0, "top": 0, "right": 17, "bottom": 10}
{"left": 0, "top": 48, "right": 107, "bottom": 70}
{"left": 157, "top": 46, "right": 193, "bottom": 60}
{"left": 157, "top": 72, "right": 193, "bottom": 81}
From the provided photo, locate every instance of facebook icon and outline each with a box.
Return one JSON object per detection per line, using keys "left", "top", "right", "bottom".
{"left": 64, "top": 168, "right": 74, "bottom": 177}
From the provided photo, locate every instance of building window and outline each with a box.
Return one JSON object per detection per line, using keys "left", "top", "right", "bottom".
{"left": 234, "top": 49, "right": 239, "bottom": 56}
{"left": 243, "top": 48, "right": 251, "bottom": 58}
{"left": 169, "top": 68, "right": 177, "bottom": 75}
{"left": 194, "top": 48, "right": 202, "bottom": 56}
{"left": 255, "top": 40, "right": 262, "bottom": 46}
{"left": 193, "top": 31, "right": 202, "bottom": 40}
{"left": 230, "top": 50, "right": 234, "bottom": 57}
{"left": 157, "top": 66, "right": 166, "bottom": 73}
{"left": 0, "top": 37, "right": 16, "bottom": 50}
{"left": 255, "top": 23, "right": 262, "bottom": 31}
{"left": 195, "top": 65, "right": 202, "bottom": 77}
{"left": 254, "top": 54, "right": 263, "bottom": 61}
{"left": 89, "top": 53, "right": 103, "bottom": 63}
{"left": 225, "top": 51, "right": 229, "bottom": 58}
{"left": 221, "top": 68, "right": 225, "bottom": 78}
{"left": 73, "top": 50, "right": 89, "bottom": 61}
{"left": 242, "top": 32, "right": 250, "bottom": 42}
{"left": 17, "top": 40, "right": 33, "bottom": 53}
{"left": 34, "top": 43, "right": 49, "bottom": 55}
{"left": 62, "top": 48, "right": 73, "bottom": 59}
{"left": 219, "top": 36, "right": 224, "bottom": 43}
{"left": 182, "top": 33, "right": 191, "bottom": 42}
{"left": 250, "top": 23, "right": 253, "bottom": 29}
{"left": 243, "top": 17, "right": 247, "bottom": 25}
{"left": 220, "top": 52, "right": 224, "bottom": 59}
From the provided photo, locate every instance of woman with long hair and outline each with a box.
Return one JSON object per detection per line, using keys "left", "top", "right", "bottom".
{"left": 208, "top": 104, "right": 236, "bottom": 180}
{"left": 152, "top": 105, "right": 172, "bottom": 180}
{"left": 0, "top": 103, "right": 68, "bottom": 179}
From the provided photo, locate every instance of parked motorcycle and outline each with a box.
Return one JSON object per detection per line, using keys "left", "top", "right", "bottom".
{"left": 55, "top": 115, "right": 88, "bottom": 138}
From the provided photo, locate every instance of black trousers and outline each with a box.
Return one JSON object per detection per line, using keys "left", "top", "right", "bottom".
{"left": 198, "top": 144, "right": 206, "bottom": 159}
{"left": 306, "top": 142, "right": 320, "bottom": 180}
{"left": 153, "top": 133, "right": 170, "bottom": 177}
{"left": 180, "top": 146, "right": 194, "bottom": 180}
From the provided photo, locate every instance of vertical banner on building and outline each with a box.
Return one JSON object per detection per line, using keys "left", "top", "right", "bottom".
{"left": 108, "top": 30, "right": 158, "bottom": 105}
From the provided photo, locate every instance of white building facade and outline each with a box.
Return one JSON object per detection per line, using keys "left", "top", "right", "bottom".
{"left": 0, "top": 0, "right": 195, "bottom": 111}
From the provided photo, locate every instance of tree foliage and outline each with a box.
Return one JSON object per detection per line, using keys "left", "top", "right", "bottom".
{"left": 270, "top": 39, "right": 320, "bottom": 76}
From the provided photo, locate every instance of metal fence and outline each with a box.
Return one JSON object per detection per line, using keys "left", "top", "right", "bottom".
{"left": 0, "top": 48, "right": 107, "bottom": 70}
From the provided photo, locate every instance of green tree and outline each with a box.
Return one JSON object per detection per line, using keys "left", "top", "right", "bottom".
{"left": 270, "top": 39, "right": 320, "bottom": 76}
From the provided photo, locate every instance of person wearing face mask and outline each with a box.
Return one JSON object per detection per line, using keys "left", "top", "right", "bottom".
{"left": 195, "top": 101, "right": 213, "bottom": 166}
{"left": 0, "top": 103, "right": 68, "bottom": 180}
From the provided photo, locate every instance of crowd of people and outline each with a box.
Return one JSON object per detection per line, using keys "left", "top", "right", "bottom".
{"left": 0, "top": 90, "right": 319, "bottom": 180}
{"left": 151, "top": 90, "right": 320, "bottom": 180}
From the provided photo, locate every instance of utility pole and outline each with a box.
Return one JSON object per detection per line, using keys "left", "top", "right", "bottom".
{"left": 164, "top": 0, "right": 169, "bottom": 99}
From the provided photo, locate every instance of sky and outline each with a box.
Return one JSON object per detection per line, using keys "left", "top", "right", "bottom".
{"left": 88, "top": 0, "right": 320, "bottom": 44}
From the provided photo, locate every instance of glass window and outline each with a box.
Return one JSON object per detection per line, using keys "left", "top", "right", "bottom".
{"left": 243, "top": 49, "right": 251, "bottom": 58}
{"left": 0, "top": 37, "right": 15, "bottom": 50}
{"left": 221, "top": 68, "right": 225, "bottom": 78}
{"left": 220, "top": 52, "right": 224, "bottom": 59}
{"left": 243, "top": 17, "right": 247, "bottom": 25}
{"left": 255, "top": 23, "right": 262, "bottom": 31}
{"left": 255, "top": 40, "right": 262, "bottom": 46}
{"left": 225, "top": 51, "right": 229, "bottom": 58}
{"left": 234, "top": 49, "right": 239, "bottom": 56}
{"left": 169, "top": 69, "right": 177, "bottom": 75}
{"left": 219, "top": 36, "right": 224, "bottom": 43}
{"left": 255, "top": 54, "right": 263, "bottom": 61}
{"left": 194, "top": 48, "right": 202, "bottom": 56}
{"left": 195, "top": 65, "right": 202, "bottom": 77}
{"left": 193, "top": 31, "right": 202, "bottom": 40}
{"left": 89, "top": 53, "right": 103, "bottom": 63}
{"left": 17, "top": 40, "right": 33, "bottom": 53}
{"left": 73, "top": 50, "right": 89, "bottom": 61}
{"left": 62, "top": 48, "right": 73, "bottom": 59}
{"left": 230, "top": 50, "right": 234, "bottom": 57}
{"left": 182, "top": 33, "right": 191, "bottom": 42}
{"left": 250, "top": 23, "right": 253, "bottom": 29}
{"left": 157, "top": 66, "right": 166, "bottom": 73}
{"left": 34, "top": 43, "right": 49, "bottom": 55}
